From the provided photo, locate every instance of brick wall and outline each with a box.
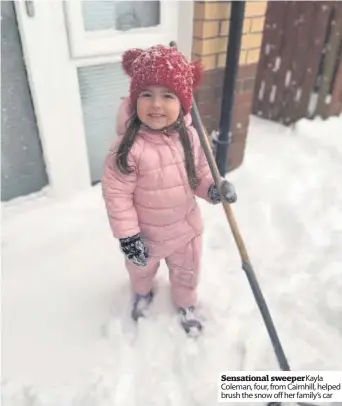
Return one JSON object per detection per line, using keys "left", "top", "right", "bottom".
{"left": 192, "top": 1, "right": 267, "bottom": 172}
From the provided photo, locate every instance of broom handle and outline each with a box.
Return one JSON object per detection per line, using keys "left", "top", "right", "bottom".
{"left": 191, "top": 103, "right": 250, "bottom": 264}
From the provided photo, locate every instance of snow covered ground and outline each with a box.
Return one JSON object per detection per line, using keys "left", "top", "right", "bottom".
{"left": 2, "top": 115, "right": 342, "bottom": 405}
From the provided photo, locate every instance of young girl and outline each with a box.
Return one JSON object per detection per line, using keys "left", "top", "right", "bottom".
{"left": 102, "top": 45, "right": 237, "bottom": 335}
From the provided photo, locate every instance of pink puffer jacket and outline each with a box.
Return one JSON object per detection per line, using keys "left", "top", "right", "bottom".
{"left": 102, "top": 98, "right": 214, "bottom": 259}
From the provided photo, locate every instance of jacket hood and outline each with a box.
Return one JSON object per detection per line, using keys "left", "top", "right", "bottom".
{"left": 115, "top": 97, "right": 193, "bottom": 136}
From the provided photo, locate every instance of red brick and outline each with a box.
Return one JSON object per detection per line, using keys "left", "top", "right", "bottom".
{"left": 203, "top": 69, "right": 225, "bottom": 87}
{"left": 242, "top": 78, "right": 256, "bottom": 92}
{"left": 238, "top": 63, "right": 258, "bottom": 79}
{"left": 228, "top": 139, "right": 246, "bottom": 171}
{"left": 235, "top": 91, "right": 253, "bottom": 105}
{"left": 235, "top": 79, "right": 243, "bottom": 92}
{"left": 196, "top": 86, "right": 216, "bottom": 103}
{"left": 198, "top": 101, "right": 215, "bottom": 116}
{"left": 231, "top": 128, "right": 249, "bottom": 143}
{"left": 232, "top": 112, "right": 250, "bottom": 132}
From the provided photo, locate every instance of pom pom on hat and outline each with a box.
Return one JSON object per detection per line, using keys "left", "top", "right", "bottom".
{"left": 121, "top": 45, "right": 203, "bottom": 114}
{"left": 122, "top": 48, "right": 143, "bottom": 76}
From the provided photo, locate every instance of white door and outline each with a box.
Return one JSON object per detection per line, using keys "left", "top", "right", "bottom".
{"left": 15, "top": 0, "right": 194, "bottom": 197}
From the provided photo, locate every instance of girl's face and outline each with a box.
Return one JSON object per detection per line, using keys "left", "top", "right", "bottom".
{"left": 136, "top": 86, "right": 181, "bottom": 130}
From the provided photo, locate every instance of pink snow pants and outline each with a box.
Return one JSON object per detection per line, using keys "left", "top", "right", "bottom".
{"left": 125, "top": 235, "right": 202, "bottom": 308}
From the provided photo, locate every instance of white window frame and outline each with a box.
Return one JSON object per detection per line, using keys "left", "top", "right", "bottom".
{"left": 64, "top": 1, "right": 179, "bottom": 58}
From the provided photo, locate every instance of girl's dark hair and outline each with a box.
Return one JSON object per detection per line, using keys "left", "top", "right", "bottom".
{"left": 115, "top": 111, "right": 199, "bottom": 191}
{"left": 116, "top": 114, "right": 141, "bottom": 174}
{"left": 177, "top": 112, "right": 200, "bottom": 190}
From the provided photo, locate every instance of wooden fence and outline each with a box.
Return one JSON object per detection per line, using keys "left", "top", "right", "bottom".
{"left": 253, "top": 1, "right": 342, "bottom": 124}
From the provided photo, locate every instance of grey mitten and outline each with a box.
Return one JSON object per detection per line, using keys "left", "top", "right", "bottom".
{"left": 119, "top": 233, "right": 148, "bottom": 267}
{"left": 208, "top": 180, "right": 237, "bottom": 204}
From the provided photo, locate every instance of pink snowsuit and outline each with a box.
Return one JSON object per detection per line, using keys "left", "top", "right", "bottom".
{"left": 102, "top": 98, "right": 215, "bottom": 307}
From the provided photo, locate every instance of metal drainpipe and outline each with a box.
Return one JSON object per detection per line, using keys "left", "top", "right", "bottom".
{"left": 215, "top": 1, "right": 246, "bottom": 176}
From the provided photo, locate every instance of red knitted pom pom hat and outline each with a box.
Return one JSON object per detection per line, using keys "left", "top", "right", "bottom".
{"left": 122, "top": 45, "right": 203, "bottom": 114}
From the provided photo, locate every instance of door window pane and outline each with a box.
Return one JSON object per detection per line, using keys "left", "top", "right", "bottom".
{"left": 82, "top": 1, "right": 160, "bottom": 32}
